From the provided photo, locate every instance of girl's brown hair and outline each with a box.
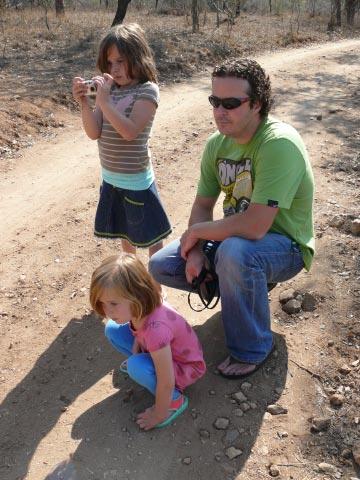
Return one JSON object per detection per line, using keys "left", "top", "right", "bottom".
{"left": 96, "top": 23, "right": 158, "bottom": 84}
{"left": 90, "top": 254, "right": 162, "bottom": 321}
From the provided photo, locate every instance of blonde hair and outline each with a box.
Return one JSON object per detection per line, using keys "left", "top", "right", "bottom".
{"left": 96, "top": 23, "right": 158, "bottom": 84}
{"left": 90, "top": 254, "right": 162, "bottom": 321}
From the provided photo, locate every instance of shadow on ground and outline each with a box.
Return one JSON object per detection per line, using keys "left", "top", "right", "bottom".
{"left": 38, "top": 312, "right": 288, "bottom": 480}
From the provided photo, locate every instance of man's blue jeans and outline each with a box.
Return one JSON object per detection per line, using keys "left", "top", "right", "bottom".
{"left": 149, "top": 233, "right": 304, "bottom": 364}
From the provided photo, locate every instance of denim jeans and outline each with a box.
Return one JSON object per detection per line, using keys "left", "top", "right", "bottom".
{"left": 105, "top": 320, "right": 181, "bottom": 400}
{"left": 149, "top": 233, "right": 304, "bottom": 364}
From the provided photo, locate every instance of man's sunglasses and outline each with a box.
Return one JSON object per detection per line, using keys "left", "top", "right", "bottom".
{"left": 208, "top": 95, "right": 250, "bottom": 110}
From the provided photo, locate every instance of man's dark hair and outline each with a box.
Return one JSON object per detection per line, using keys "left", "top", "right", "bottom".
{"left": 212, "top": 59, "right": 273, "bottom": 117}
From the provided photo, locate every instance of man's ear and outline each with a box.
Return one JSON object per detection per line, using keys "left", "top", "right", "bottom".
{"left": 251, "top": 100, "right": 262, "bottom": 113}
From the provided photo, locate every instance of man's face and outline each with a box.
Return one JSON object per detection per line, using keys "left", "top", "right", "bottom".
{"left": 211, "top": 76, "right": 261, "bottom": 143}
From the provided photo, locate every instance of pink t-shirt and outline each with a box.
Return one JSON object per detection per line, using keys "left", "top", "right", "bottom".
{"left": 131, "top": 302, "right": 206, "bottom": 391}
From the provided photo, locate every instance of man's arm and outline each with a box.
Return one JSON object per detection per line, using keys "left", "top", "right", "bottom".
{"left": 181, "top": 202, "right": 278, "bottom": 259}
{"left": 184, "top": 195, "right": 218, "bottom": 283}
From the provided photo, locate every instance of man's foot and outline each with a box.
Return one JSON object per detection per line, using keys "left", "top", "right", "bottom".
{"left": 217, "top": 343, "right": 275, "bottom": 379}
{"left": 217, "top": 356, "right": 258, "bottom": 379}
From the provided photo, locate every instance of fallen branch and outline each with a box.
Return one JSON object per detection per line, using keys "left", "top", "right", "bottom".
{"left": 289, "top": 358, "right": 323, "bottom": 382}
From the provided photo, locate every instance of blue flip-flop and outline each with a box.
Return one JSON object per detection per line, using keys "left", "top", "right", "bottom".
{"left": 119, "top": 360, "right": 128, "bottom": 374}
{"left": 155, "top": 395, "right": 189, "bottom": 429}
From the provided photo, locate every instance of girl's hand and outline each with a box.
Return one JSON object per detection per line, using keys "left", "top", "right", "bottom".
{"left": 95, "top": 73, "right": 114, "bottom": 108}
{"left": 72, "top": 76, "right": 88, "bottom": 104}
{"left": 136, "top": 405, "right": 167, "bottom": 431}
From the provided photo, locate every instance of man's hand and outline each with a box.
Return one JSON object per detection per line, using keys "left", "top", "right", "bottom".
{"left": 180, "top": 227, "right": 200, "bottom": 260}
{"left": 185, "top": 247, "right": 205, "bottom": 284}
{"left": 136, "top": 405, "right": 167, "bottom": 431}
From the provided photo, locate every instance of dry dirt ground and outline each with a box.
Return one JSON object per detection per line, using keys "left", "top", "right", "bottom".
{"left": 0, "top": 39, "right": 359, "bottom": 480}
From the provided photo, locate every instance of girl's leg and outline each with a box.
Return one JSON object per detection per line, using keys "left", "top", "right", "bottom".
{"left": 104, "top": 320, "right": 134, "bottom": 357}
{"left": 127, "top": 353, "right": 181, "bottom": 400}
{"left": 121, "top": 239, "right": 136, "bottom": 255}
{"left": 148, "top": 240, "right": 163, "bottom": 257}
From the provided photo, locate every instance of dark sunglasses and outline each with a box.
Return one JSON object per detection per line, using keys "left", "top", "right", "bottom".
{"left": 208, "top": 95, "right": 250, "bottom": 110}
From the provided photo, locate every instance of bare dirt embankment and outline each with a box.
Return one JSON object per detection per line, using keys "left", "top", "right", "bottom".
{"left": 0, "top": 39, "right": 359, "bottom": 480}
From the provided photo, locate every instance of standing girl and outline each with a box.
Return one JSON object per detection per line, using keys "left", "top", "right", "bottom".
{"left": 72, "top": 23, "right": 171, "bottom": 257}
{"left": 90, "top": 254, "right": 206, "bottom": 430}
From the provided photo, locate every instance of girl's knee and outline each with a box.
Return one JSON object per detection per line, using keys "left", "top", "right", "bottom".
{"left": 127, "top": 354, "right": 155, "bottom": 383}
{"left": 104, "top": 319, "right": 118, "bottom": 342}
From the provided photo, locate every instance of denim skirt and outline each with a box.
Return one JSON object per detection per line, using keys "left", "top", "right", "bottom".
{"left": 94, "top": 181, "right": 172, "bottom": 247}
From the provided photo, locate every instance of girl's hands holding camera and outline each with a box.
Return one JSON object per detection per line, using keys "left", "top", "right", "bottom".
{"left": 72, "top": 76, "right": 88, "bottom": 104}
{"left": 95, "top": 73, "right": 114, "bottom": 108}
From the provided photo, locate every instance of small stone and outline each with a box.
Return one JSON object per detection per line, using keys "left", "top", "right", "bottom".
{"left": 249, "top": 402, "right": 257, "bottom": 409}
{"left": 266, "top": 404, "right": 288, "bottom": 415}
{"left": 351, "top": 359, "right": 360, "bottom": 367}
{"left": 233, "top": 408, "right": 244, "bottom": 417}
{"left": 318, "top": 462, "right": 337, "bottom": 474}
{"left": 223, "top": 429, "right": 240, "bottom": 445}
{"left": 339, "top": 364, "right": 351, "bottom": 375}
{"left": 269, "top": 464, "right": 280, "bottom": 477}
{"left": 279, "top": 288, "right": 295, "bottom": 304}
{"left": 240, "top": 402, "right": 251, "bottom": 412}
{"left": 214, "top": 417, "right": 229, "bottom": 430}
{"left": 350, "top": 219, "right": 360, "bottom": 236}
{"left": 329, "top": 215, "right": 345, "bottom": 228}
{"left": 341, "top": 448, "right": 352, "bottom": 459}
{"left": 199, "top": 429, "right": 210, "bottom": 439}
{"left": 182, "top": 457, "right": 191, "bottom": 465}
{"left": 311, "top": 416, "right": 331, "bottom": 432}
{"left": 277, "top": 431, "right": 288, "bottom": 438}
{"left": 233, "top": 391, "right": 247, "bottom": 403}
{"left": 282, "top": 299, "right": 302, "bottom": 314}
{"left": 240, "top": 381, "right": 252, "bottom": 391}
{"left": 316, "top": 114, "right": 323, "bottom": 121}
{"left": 225, "top": 447, "right": 243, "bottom": 460}
{"left": 353, "top": 445, "right": 360, "bottom": 466}
{"left": 329, "top": 393, "right": 345, "bottom": 407}
{"left": 301, "top": 292, "right": 317, "bottom": 312}
{"left": 327, "top": 340, "right": 335, "bottom": 347}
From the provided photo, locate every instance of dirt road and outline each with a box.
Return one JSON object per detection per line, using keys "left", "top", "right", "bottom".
{"left": 1, "top": 39, "right": 359, "bottom": 480}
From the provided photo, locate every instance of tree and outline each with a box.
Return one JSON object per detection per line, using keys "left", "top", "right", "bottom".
{"left": 345, "top": 0, "right": 358, "bottom": 25}
{"left": 55, "top": 0, "right": 65, "bottom": 16}
{"left": 191, "top": 0, "right": 200, "bottom": 32}
{"left": 112, "top": 0, "right": 132, "bottom": 27}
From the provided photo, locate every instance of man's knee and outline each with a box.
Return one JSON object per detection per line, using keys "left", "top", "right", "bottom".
{"left": 148, "top": 251, "right": 162, "bottom": 282}
{"left": 216, "top": 237, "right": 255, "bottom": 273}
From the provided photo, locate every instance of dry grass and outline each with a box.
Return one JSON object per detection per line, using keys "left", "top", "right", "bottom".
{"left": 0, "top": 5, "right": 359, "bottom": 154}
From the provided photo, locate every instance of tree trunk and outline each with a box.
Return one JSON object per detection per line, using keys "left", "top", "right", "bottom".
{"left": 269, "top": 0, "right": 272, "bottom": 13}
{"left": 328, "top": 0, "right": 336, "bottom": 30}
{"left": 55, "top": 0, "right": 65, "bottom": 16}
{"left": 111, "top": 0, "right": 131, "bottom": 27}
{"left": 191, "top": 0, "right": 200, "bottom": 33}
{"left": 345, "top": 0, "right": 357, "bottom": 25}
{"left": 335, "top": 0, "right": 341, "bottom": 25}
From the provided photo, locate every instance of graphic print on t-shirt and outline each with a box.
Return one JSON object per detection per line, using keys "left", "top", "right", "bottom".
{"left": 217, "top": 157, "right": 253, "bottom": 216}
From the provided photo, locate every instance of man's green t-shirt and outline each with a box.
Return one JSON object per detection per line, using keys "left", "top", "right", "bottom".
{"left": 197, "top": 116, "right": 315, "bottom": 270}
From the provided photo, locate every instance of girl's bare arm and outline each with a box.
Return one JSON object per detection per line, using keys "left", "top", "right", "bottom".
{"left": 72, "top": 77, "right": 102, "bottom": 140}
{"left": 136, "top": 345, "right": 175, "bottom": 430}
{"left": 95, "top": 73, "right": 157, "bottom": 141}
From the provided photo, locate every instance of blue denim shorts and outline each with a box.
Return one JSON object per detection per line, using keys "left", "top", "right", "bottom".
{"left": 94, "top": 181, "right": 172, "bottom": 247}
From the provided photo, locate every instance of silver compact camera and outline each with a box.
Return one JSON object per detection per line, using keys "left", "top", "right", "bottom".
{"left": 84, "top": 79, "right": 97, "bottom": 96}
